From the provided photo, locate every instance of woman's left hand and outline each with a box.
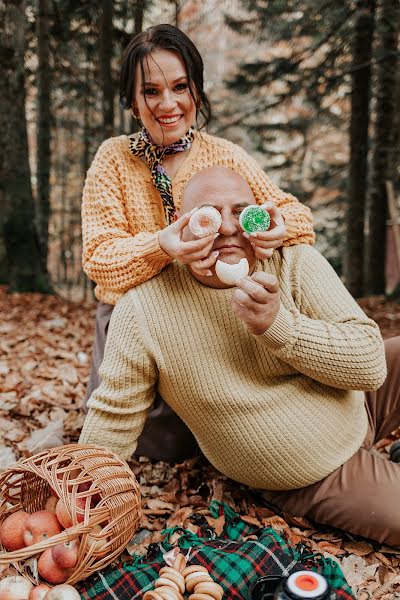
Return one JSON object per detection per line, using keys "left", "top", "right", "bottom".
{"left": 243, "top": 201, "right": 286, "bottom": 260}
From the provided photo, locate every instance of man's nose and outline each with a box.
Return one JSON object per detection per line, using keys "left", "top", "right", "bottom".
{"left": 159, "top": 89, "right": 177, "bottom": 111}
{"left": 219, "top": 213, "right": 238, "bottom": 236}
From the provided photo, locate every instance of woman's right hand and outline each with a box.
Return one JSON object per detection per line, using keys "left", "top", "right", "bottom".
{"left": 158, "top": 210, "right": 219, "bottom": 276}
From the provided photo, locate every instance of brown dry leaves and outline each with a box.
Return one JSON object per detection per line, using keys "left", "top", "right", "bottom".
{"left": 1, "top": 286, "right": 400, "bottom": 597}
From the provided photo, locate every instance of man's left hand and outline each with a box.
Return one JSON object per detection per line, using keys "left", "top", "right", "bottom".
{"left": 231, "top": 272, "right": 280, "bottom": 335}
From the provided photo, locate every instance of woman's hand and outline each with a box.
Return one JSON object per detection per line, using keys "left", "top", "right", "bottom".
{"left": 158, "top": 210, "right": 219, "bottom": 276}
{"left": 243, "top": 201, "right": 286, "bottom": 260}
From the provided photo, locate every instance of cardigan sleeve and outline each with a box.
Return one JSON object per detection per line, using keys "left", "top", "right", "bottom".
{"left": 258, "top": 245, "right": 387, "bottom": 390}
{"left": 231, "top": 145, "right": 315, "bottom": 246}
{"left": 81, "top": 140, "right": 172, "bottom": 293}
{"left": 79, "top": 292, "right": 156, "bottom": 460}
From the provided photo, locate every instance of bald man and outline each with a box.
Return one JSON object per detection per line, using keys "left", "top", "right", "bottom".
{"left": 80, "top": 167, "right": 400, "bottom": 546}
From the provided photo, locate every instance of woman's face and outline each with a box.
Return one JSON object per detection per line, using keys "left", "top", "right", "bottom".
{"left": 133, "top": 49, "right": 197, "bottom": 146}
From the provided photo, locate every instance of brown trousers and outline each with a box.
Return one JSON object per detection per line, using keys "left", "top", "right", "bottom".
{"left": 84, "top": 302, "right": 198, "bottom": 462}
{"left": 263, "top": 336, "right": 400, "bottom": 547}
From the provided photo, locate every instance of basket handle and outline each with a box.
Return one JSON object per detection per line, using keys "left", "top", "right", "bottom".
{"left": 0, "top": 521, "right": 94, "bottom": 564}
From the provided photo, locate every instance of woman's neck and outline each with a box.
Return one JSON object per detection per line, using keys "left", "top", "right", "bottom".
{"left": 162, "top": 150, "right": 190, "bottom": 180}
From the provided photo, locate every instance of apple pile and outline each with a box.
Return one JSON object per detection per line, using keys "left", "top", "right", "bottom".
{"left": 0, "top": 477, "right": 109, "bottom": 595}
{"left": 0, "top": 577, "right": 80, "bottom": 600}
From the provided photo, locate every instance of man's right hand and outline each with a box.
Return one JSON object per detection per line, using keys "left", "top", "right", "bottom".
{"left": 158, "top": 211, "right": 219, "bottom": 276}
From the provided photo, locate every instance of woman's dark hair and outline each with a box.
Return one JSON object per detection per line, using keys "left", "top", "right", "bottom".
{"left": 120, "top": 24, "right": 212, "bottom": 129}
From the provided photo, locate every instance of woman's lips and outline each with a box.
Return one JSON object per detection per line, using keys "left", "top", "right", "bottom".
{"left": 157, "top": 115, "right": 183, "bottom": 127}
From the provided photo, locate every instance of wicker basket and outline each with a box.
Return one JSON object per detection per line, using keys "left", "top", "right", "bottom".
{"left": 0, "top": 444, "right": 142, "bottom": 585}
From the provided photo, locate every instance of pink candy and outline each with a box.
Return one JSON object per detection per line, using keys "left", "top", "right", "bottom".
{"left": 188, "top": 206, "right": 222, "bottom": 238}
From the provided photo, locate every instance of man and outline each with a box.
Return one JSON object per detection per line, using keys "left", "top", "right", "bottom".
{"left": 80, "top": 166, "right": 400, "bottom": 545}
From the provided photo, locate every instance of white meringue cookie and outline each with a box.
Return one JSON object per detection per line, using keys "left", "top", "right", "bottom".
{"left": 215, "top": 258, "right": 249, "bottom": 285}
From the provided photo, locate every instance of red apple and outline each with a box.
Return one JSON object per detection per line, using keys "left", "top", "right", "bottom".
{"left": 74, "top": 497, "right": 87, "bottom": 523}
{"left": 38, "top": 548, "right": 72, "bottom": 584}
{"left": 23, "top": 511, "right": 63, "bottom": 546}
{"left": 55, "top": 500, "right": 72, "bottom": 529}
{"left": 0, "top": 575, "right": 34, "bottom": 600}
{"left": 78, "top": 482, "right": 100, "bottom": 508}
{"left": 85, "top": 524, "right": 108, "bottom": 557}
{"left": 51, "top": 539, "right": 79, "bottom": 569}
{"left": 43, "top": 584, "right": 80, "bottom": 600}
{"left": 29, "top": 584, "right": 51, "bottom": 600}
{"left": 44, "top": 496, "right": 58, "bottom": 513}
{"left": 0, "top": 510, "right": 29, "bottom": 551}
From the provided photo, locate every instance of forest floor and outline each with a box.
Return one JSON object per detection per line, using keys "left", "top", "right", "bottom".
{"left": 1, "top": 286, "right": 400, "bottom": 598}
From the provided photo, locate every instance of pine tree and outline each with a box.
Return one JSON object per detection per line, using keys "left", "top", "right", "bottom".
{"left": 344, "top": 0, "right": 376, "bottom": 297}
{"left": 0, "top": 0, "right": 51, "bottom": 292}
{"left": 364, "top": 0, "right": 400, "bottom": 295}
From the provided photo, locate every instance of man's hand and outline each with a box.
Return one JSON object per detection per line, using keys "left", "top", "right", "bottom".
{"left": 243, "top": 201, "right": 286, "bottom": 260}
{"left": 231, "top": 272, "right": 280, "bottom": 335}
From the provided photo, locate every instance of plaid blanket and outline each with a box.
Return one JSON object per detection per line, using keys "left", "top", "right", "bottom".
{"left": 79, "top": 501, "right": 354, "bottom": 599}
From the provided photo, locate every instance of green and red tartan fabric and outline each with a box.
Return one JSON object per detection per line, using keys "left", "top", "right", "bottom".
{"left": 79, "top": 501, "right": 354, "bottom": 600}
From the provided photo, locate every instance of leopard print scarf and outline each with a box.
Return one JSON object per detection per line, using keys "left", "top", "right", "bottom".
{"left": 129, "top": 127, "right": 194, "bottom": 224}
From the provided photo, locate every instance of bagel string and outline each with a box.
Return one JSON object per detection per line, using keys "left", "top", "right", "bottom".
{"left": 143, "top": 553, "right": 187, "bottom": 600}
{"left": 183, "top": 564, "right": 224, "bottom": 599}
{"left": 143, "top": 552, "right": 223, "bottom": 599}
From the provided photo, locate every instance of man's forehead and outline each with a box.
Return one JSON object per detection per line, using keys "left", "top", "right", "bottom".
{"left": 196, "top": 199, "right": 253, "bottom": 209}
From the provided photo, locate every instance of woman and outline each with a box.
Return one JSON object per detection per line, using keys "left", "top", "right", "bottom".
{"left": 82, "top": 24, "right": 314, "bottom": 460}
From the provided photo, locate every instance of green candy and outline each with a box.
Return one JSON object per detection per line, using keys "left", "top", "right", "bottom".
{"left": 239, "top": 205, "right": 271, "bottom": 233}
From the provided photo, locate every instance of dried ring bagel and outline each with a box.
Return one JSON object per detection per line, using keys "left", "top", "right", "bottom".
{"left": 172, "top": 553, "right": 187, "bottom": 572}
{"left": 157, "top": 592, "right": 181, "bottom": 600}
{"left": 186, "top": 574, "right": 212, "bottom": 593}
{"left": 194, "top": 582, "right": 224, "bottom": 600}
{"left": 143, "top": 592, "right": 164, "bottom": 600}
{"left": 155, "top": 586, "right": 184, "bottom": 600}
{"left": 158, "top": 568, "right": 185, "bottom": 592}
{"left": 182, "top": 565, "right": 209, "bottom": 577}
{"left": 189, "top": 594, "right": 217, "bottom": 600}
{"left": 155, "top": 578, "right": 181, "bottom": 593}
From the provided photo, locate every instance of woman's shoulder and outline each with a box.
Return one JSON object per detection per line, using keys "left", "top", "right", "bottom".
{"left": 196, "top": 130, "right": 250, "bottom": 160}
{"left": 96, "top": 134, "right": 131, "bottom": 155}
{"left": 87, "top": 134, "right": 143, "bottom": 176}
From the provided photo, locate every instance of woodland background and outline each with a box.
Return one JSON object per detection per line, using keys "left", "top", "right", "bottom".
{"left": 1, "top": 0, "right": 400, "bottom": 300}
{"left": 1, "top": 1, "right": 400, "bottom": 598}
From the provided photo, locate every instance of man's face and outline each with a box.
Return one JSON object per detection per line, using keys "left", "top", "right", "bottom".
{"left": 180, "top": 170, "right": 257, "bottom": 288}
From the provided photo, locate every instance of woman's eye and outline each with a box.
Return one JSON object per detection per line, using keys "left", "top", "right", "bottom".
{"left": 143, "top": 88, "right": 158, "bottom": 96}
{"left": 175, "top": 83, "right": 188, "bottom": 92}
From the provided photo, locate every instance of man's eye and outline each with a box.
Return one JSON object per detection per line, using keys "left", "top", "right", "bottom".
{"left": 233, "top": 209, "right": 243, "bottom": 217}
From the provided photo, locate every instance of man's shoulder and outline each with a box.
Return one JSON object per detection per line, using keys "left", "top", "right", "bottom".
{"left": 124, "top": 263, "right": 186, "bottom": 301}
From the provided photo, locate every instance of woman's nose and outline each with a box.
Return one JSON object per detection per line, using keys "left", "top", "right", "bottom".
{"left": 159, "top": 89, "right": 177, "bottom": 111}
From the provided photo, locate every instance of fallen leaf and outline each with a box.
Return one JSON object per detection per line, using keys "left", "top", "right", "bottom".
{"left": 344, "top": 541, "right": 374, "bottom": 557}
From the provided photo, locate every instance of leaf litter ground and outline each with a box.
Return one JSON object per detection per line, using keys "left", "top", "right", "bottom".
{"left": 1, "top": 286, "right": 400, "bottom": 598}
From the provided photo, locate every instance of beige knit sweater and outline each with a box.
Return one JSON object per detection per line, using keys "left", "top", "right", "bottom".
{"left": 81, "top": 131, "right": 315, "bottom": 304}
{"left": 79, "top": 245, "right": 387, "bottom": 490}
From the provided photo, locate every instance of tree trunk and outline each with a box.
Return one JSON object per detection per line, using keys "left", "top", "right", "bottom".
{"left": 100, "top": 0, "right": 114, "bottom": 138}
{"left": 0, "top": 0, "right": 51, "bottom": 292}
{"left": 36, "top": 0, "right": 52, "bottom": 284}
{"left": 364, "top": 0, "right": 400, "bottom": 295}
{"left": 130, "top": 0, "right": 146, "bottom": 134}
{"left": 344, "top": 1, "right": 376, "bottom": 297}
{"left": 134, "top": 0, "right": 145, "bottom": 35}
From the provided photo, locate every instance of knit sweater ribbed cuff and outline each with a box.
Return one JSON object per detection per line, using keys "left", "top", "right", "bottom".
{"left": 259, "top": 305, "right": 295, "bottom": 349}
